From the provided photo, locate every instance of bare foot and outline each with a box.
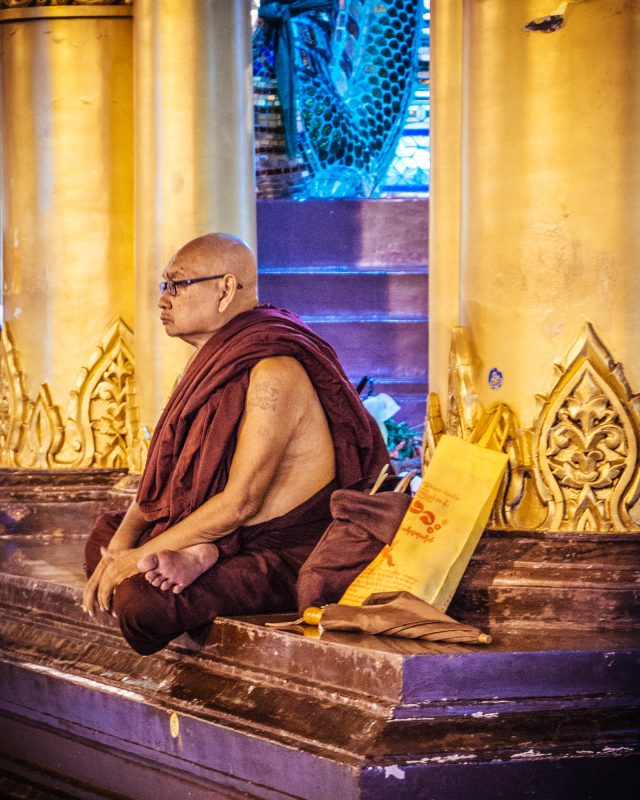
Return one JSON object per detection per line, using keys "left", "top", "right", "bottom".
{"left": 137, "top": 544, "right": 220, "bottom": 594}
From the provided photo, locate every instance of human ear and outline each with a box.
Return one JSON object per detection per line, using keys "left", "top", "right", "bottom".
{"left": 217, "top": 275, "right": 236, "bottom": 313}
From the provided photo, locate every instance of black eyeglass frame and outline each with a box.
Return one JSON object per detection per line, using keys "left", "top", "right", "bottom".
{"left": 159, "top": 274, "right": 244, "bottom": 296}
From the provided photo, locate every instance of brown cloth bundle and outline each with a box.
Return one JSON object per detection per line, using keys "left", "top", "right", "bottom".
{"left": 296, "top": 475, "right": 410, "bottom": 613}
{"left": 313, "top": 591, "right": 491, "bottom": 644}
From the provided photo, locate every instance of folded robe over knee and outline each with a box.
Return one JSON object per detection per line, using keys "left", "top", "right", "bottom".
{"left": 85, "top": 306, "right": 389, "bottom": 655}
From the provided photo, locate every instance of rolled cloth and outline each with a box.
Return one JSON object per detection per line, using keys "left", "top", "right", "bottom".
{"left": 85, "top": 306, "right": 389, "bottom": 653}
{"left": 296, "top": 475, "right": 411, "bottom": 613}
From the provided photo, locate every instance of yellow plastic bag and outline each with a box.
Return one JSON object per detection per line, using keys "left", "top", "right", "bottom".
{"left": 340, "top": 432, "right": 508, "bottom": 612}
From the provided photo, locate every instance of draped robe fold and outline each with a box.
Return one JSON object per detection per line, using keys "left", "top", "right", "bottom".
{"left": 85, "top": 306, "right": 389, "bottom": 654}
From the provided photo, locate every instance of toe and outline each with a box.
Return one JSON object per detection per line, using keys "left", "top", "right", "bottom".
{"left": 151, "top": 575, "right": 164, "bottom": 588}
{"left": 160, "top": 579, "right": 174, "bottom": 592}
{"left": 172, "top": 584, "right": 184, "bottom": 594}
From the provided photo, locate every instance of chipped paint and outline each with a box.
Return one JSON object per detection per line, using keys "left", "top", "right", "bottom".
{"left": 384, "top": 765, "right": 405, "bottom": 780}
{"left": 121, "top": 676, "right": 164, "bottom": 691}
{"left": 511, "top": 749, "right": 548, "bottom": 760}
{"left": 406, "top": 753, "right": 478, "bottom": 766}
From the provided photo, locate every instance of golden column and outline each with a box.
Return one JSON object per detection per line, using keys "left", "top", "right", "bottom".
{"left": 429, "top": 0, "right": 640, "bottom": 531}
{"left": 134, "top": 0, "right": 256, "bottom": 428}
{"left": 1, "top": 0, "right": 257, "bottom": 467}
{"left": 0, "top": 1, "right": 138, "bottom": 469}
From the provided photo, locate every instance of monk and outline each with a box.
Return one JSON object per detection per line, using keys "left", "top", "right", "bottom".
{"left": 83, "top": 233, "right": 389, "bottom": 654}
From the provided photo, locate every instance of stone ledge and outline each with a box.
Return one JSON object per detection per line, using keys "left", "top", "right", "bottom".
{"left": 1, "top": 566, "right": 639, "bottom": 799}
{"left": 1, "top": 469, "right": 639, "bottom": 797}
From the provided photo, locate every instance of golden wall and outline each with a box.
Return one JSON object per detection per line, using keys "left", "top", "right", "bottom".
{"left": 429, "top": 0, "right": 640, "bottom": 531}
{"left": 0, "top": 1, "right": 137, "bottom": 469}
{"left": 0, "top": 0, "right": 256, "bottom": 469}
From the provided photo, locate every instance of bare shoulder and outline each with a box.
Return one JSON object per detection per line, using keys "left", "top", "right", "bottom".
{"left": 250, "top": 355, "right": 306, "bottom": 380}
{"left": 249, "top": 356, "right": 310, "bottom": 390}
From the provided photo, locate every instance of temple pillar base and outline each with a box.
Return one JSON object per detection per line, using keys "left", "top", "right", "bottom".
{"left": 0, "top": 470, "right": 638, "bottom": 799}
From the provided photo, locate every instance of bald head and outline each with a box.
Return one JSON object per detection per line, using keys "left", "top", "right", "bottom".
{"left": 159, "top": 233, "right": 259, "bottom": 349}
{"left": 170, "top": 233, "right": 258, "bottom": 308}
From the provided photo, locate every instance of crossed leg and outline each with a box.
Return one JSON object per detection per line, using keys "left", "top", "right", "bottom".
{"left": 113, "top": 545, "right": 302, "bottom": 655}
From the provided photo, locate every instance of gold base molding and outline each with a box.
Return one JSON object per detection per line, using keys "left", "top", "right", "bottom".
{"left": 425, "top": 324, "right": 640, "bottom": 533}
{"left": 0, "top": 1, "right": 133, "bottom": 22}
{"left": 0, "top": 318, "right": 147, "bottom": 472}
{"left": 0, "top": 1, "right": 132, "bottom": 8}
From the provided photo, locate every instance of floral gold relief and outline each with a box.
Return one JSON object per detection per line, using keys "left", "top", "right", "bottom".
{"left": 0, "top": 318, "right": 147, "bottom": 472}
{"left": 424, "top": 324, "right": 640, "bottom": 533}
{"left": 62, "top": 317, "right": 147, "bottom": 472}
{"left": 534, "top": 325, "right": 639, "bottom": 532}
{"left": 0, "top": 324, "right": 29, "bottom": 465}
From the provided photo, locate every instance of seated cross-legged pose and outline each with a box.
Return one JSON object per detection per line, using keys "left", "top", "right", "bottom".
{"left": 83, "top": 233, "right": 389, "bottom": 655}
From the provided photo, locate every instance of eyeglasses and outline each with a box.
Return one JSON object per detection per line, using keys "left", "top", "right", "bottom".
{"left": 159, "top": 274, "right": 244, "bottom": 296}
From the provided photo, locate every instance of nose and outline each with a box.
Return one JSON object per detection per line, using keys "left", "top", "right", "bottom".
{"left": 158, "top": 290, "right": 171, "bottom": 309}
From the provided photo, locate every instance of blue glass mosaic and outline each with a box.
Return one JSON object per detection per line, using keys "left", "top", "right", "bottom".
{"left": 253, "top": 0, "right": 430, "bottom": 198}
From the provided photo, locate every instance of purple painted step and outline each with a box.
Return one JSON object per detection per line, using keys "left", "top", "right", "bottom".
{"left": 257, "top": 198, "right": 429, "bottom": 429}
{"left": 257, "top": 198, "right": 428, "bottom": 268}
{"left": 306, "top": 318, "right": 428, "bottom": 381}
{"left": 259, "top": 267, "right": 429, "bottom": 318}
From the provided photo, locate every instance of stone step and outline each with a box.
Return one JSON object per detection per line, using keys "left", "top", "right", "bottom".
{"left": 257, "top": 198, "right": 429, "bottom": 268}
{"left": 256, "top": 198, "right": 430, "bottom": 432}
{"left": 304, "top": 317, "right": 428, "bottom": 383}
{"left": 258, "top": 266, "right": 428, "bottom": 319}
{"left": 1, "top": 473, "right": 638, "bottom": 800}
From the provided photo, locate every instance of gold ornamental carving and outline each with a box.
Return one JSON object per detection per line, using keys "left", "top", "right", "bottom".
{"left": 0, "top": 318, "right": 147, "bottom": 472}
{"left": 425, "top": 324, "right": 640, "bottom": 533}
{"left": 534, "top": 324, "right": 639, "bottom": 532}
{"left": 0, "top": 324, "right": 29, "bottom": 465}
{"left": 18, "top": 383, "right": 65, "bottom": 469}
{"left": 447, "top": 327, "right": 482, "bottom": 441}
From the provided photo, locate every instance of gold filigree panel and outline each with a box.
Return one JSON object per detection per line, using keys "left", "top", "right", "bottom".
{"left": 16, "top": 383, "right": 64, "bottom": 469}
{"left": 534, "top": 325, "right": 639, "bottom": 532}
{"left": 0, "top": 324, "right": 29, "bottom": 464}
{"left": 424, "top": 323, "right": 640, "bottom": 532}
{"left": 0, "top": 318, "right": 147, "bottom": 472}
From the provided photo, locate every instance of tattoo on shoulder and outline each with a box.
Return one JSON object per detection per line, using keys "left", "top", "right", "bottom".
{"left": 249, "top": 380, "right": 280, "bottom": 411}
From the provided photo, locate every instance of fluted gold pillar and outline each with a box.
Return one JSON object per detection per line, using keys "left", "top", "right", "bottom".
{"left": 134, "top": 0, "right": 256, "bottom": 427}
{"left": 429, "top": 0, "right": 640, "bottom": 531}
{"left": 428, "top": 0, "right": 463, "bottom": 400}
{"left": 0, "top": 2, "right": 134, "bottom": 407}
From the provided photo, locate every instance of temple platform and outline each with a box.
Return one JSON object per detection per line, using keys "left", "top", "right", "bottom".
{"left": 1, "top": 469, "right": 639, "bottom": 799}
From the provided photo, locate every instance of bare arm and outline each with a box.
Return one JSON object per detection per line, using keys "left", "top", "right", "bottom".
{"left": 84, "top": 357, "right": 307, "bottom": 614}
{"left": 108, "top": 499, "right": 150, "bottom": 551}
{"left": 132, "top": 357, "right": 303, "bottom": 559}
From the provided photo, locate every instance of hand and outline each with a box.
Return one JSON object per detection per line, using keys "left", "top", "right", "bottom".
{"left": 83, "top": 547, "right": 142, "bottom": 617}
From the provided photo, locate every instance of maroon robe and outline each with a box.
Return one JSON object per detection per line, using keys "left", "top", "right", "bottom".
{"left": 85, "top": 306, "right": 389, "bottom": 654}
